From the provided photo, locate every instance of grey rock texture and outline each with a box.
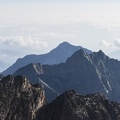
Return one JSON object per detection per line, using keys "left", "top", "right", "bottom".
{"left": 39, "top": 90, "right": 120, "bottom": 120}
{"left": 1, "top": 76, "right": 120, "bottom": 120}
{"left": 13, "top": 49, "right": 120, "bottom": 102}
{"left": 0, "top": 75, "right": 46, "bottom": 120}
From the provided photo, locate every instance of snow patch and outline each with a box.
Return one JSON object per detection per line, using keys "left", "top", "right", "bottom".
{"left": 33, "top": 63, "right": 44, "bottom": 75}
{"left": 96, "top": 68, "right": 109, "bottom": 93}
{"left": 107, "top": 79, "right": 112, "bottom": 91}
{"left": 38, "top": 78, "right": 54, "bottom": 91}
{"left": 38, "top": 78, "right": 59, "bottom": 96}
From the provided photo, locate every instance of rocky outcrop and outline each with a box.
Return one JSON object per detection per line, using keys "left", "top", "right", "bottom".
{"left": 1, "top": 75, "right": 120, "bottom": 120}
{"left": 0, "top": 75, "right": 46, "bottom": 120}
{"left": 39, "top": 90, "right": 120, "bottom": 120}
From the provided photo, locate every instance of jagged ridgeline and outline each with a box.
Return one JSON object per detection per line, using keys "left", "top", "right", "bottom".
{"left": 0, "top": 75, "right": 46, "bottom": 120}
{"left": 39, "top": 90, "right": 120, "bottom": 120}
{"left": 2, "top": 42, "right": 92, "bottom": 75}
{"left": 14, "top": 49, "right": 120, "bottom": 102}
{"left": 0, "top": 76, "right": 120, "bottom": 120}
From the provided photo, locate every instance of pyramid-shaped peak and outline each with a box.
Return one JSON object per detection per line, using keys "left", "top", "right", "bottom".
{"left": 57, "top": 41, "right": 79, "bottom": 48}
{"left": 66, "top": 49, "right": 89, "bottom": 64}
{"left": 59, "top": 41, "right": 72, "bottom": 45}
{"left": 91, "top": 50, "right": 108, "bottom": 61}
{"left": 72, "top": 49, "right": 88, "bottom": 57}
{"left": 98, "top": 50, "right": 105, "bottom": 55}
{"left": 97, "top": 50, "right": 107, "bottom": 58}
{"left": 92, "top": 50, "right": 105, "bottom": 57}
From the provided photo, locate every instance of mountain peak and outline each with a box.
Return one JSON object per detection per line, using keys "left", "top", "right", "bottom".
{"left": 91, "top": 50, "right": 106, "bottom": 60}
{"left": 2, "top": 42, "right": 92, "bottom": 75}
{"left": 59, "top": 41, "right": 71, "bottom": 46}
{"left": 98, "top": 50, "right": 105, "bottom": 56}
{"left": 66, "top": 49, "right": 89, "bottom": 63}
{"left": 74, "top": 49, "right": 88, "bottom": 57}
{"left": 56, "top": 41, "right": 79, "bottom": 49}
{"left": 96, "top": 50, "right": 108, "bottom": 60}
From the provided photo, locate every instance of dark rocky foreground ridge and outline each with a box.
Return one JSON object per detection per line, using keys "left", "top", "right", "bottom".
{"left": 39, "top": 90, "right": 120, "bottom": 120}
{"left": 0, "top": 75, "right": 46, "bottom": 120}
{"left": 1, "top": 76, "right": 120, "bottom": 120}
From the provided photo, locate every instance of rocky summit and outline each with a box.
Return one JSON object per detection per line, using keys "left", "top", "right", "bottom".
{"left": 39, "top": 90, "right": 120, "bottom": 120}
{"left": 0, "top": 75, "right": 46, "bottom": 120}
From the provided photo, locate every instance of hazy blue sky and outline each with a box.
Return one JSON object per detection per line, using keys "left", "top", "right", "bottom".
{"left": 0, "top": 0, "right": 120, "bottom": 71}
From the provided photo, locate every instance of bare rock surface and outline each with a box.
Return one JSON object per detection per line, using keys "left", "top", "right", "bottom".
{"left": 0, "top": 75, "right": 46, "bottom": 120}
{"left": 14, "top": 49, "right": 120, "bottom": 102}
{"left": 39, "top": 90, "right": 120, "bottom": 120}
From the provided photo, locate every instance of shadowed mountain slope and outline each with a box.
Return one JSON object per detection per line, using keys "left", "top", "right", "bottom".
{"left": 14, "top": 49, "right": 120, "bottom": 102}
{"left": 3, "top": 42, "right": 92, "bottom": 75}
{"left": 39, "top": 90, "right": 120, "bottom": 120}
{"left": 1, "top": 76, "right": 120, "bottom": 120}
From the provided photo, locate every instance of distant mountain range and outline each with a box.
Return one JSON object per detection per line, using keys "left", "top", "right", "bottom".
{"left": 2, "top": 42, "right": 92, "bottom": 75}
{"left": 13, "top": 49, "right": 120, "bottom": 102}
{"left": 3, "top": 41, "right": 120, "bottom": 103}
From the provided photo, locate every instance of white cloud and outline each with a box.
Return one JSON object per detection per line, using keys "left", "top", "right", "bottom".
{"left": 0, "top": 35, "right": 49, "bottom": 68}
{"left": 99, "top": 40, "right": 111, "bottom": 48}
{"left": 1, "top": 2, "right": 120, "bottom": 31}
{"left": 39, "top": 32, "right": 75, "bottom": 39}
{"left": 99, "top": 40, "right": 118, "bottom": 54}
{"left": 101, "top": 38, "right": 120, "bottom": 51}
{"left": 114, "top": 39, "right": 120, "bottom": 48}
{"left": 0, "top": 54, "right": 7, "bottom": 57}
{"left": 0, "top": 36, "right": 48, "bottom": 48}
{"left": 1, "top": 1, "right": 120, "bottom": 72}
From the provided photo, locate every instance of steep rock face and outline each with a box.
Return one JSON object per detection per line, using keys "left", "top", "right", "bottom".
{"left": 14, "top": 49, "right": 120, "bottom": 102}
{"left": 13, "top": 63, "right": 59, "bottom": 102}
{"left": 0, "top": 75, "right": 46, "bottom": 120}
{"left": 2, "top": 42, "right": 92, "bottom": 75}
{"left": 39, "top": 90, "right": 120, "bottom": 120}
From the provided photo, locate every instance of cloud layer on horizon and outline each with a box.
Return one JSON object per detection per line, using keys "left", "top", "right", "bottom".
{"left": 0, "top": 36, "right": 48, "bottom": 48}
{"left": 0, "top": 1, "right": 120, "bottom": 71}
